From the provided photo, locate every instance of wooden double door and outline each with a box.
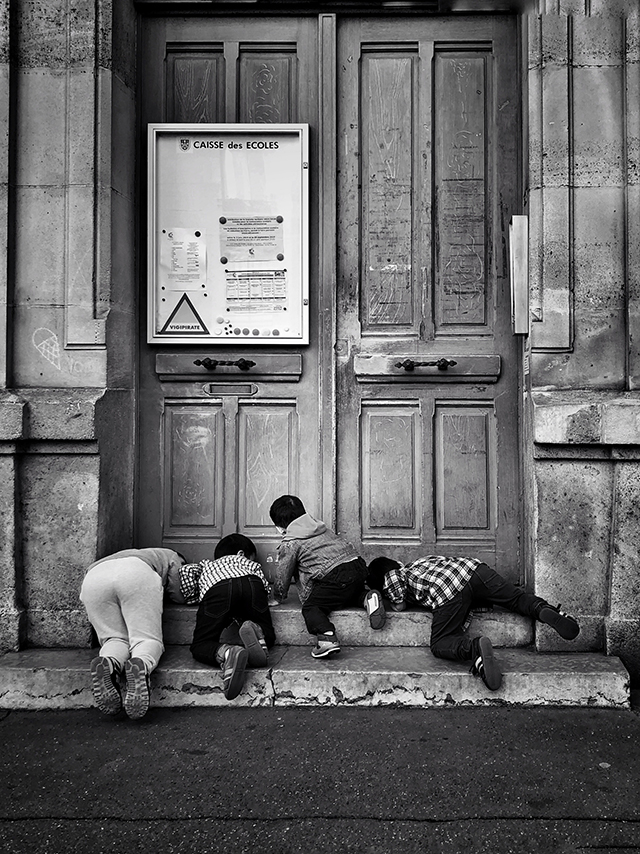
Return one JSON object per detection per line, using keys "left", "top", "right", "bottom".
{"left": 137, "top": 13, "right": 522, "bottom": 579}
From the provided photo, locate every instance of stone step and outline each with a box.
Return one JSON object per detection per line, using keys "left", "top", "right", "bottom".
{"left": 162, "top": 598, "right": 534, "bottom": 647}
{"left": 0, "top": 646, "right": 629, "bottom": 710}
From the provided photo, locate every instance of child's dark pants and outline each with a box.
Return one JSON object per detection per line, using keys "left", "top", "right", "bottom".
{"left": 302, "top": 558, "right": 368, "bottom": 635}
{"left": 430, "top": 562, "right": 546, "bottom": 662}
{"left": 190, "top": 575, "right": 276, "bottom": 666}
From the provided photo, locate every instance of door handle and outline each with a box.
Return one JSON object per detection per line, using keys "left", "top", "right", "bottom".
{"left": 194, "top": 357, "right": 256, "bottom": 371}
{"left": 394, "top": 358, "right": 457, "bottom": 372}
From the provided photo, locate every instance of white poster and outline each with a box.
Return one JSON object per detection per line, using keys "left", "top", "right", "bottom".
{"left": 148, "top": 124, "right": 309, "bottom": 345}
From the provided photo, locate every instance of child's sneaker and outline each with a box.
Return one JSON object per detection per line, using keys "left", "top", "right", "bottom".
{"left": 220, "top": 645, "right": 248, "bottom": 700}
{"left": 538, "top": 603, "right": 580, "bottom": 640}
{"left": 364, "top": 589, "right": 386, "bottom": 630}
{"left": 123, "top": 657, "right": 151, "bottom": 719}
{"left": 311, "top": 633, "right": 341, "bottom": 658}
{"left": 90, "top": 656, "right": 122, "bottom": 715}
{"left": 470, "top": 636, "right": 502, "bottom": 691}
{"left": 239, "top": 620, "right": 269, "bottom": 667}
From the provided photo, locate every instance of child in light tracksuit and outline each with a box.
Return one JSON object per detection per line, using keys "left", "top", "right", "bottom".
{"left": 179, "top": 534, "right": 276, "bottom": 700}
{"left": 269, "top": 494, "right": 386, "bottom": 658}
{"left": 80, "top": 547, "right": 185, "bottom": 720}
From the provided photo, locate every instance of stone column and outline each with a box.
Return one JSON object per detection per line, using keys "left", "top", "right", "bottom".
{"left": 0, "top": 0, "right": 137, "bottom": 651}
{"left": 526, "top": 1, "right": 640, "bottom": 680}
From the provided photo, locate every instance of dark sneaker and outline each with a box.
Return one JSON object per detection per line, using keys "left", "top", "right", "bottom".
{"left": 470, "top": 636, "right": 502, "bottom": 691}
{"left": 364, "top": 589, "right": 386, "bottom": 630}
{"left": 538, "top": 603, "right": 580, "bottom": 640}
{"left": 239, "top": 620, "right": 269, "bottom": 667}
{"left": 90, "top": 656, "right": 122, "bottom": 715}
{"left": 311, "top": 633, "right": 341, "bottom": 658}
{"left": 123, "top": 657, "right": 150, "bottom": 719}
{"left": 220, "top": 645, "right": 248, "bottom": 700}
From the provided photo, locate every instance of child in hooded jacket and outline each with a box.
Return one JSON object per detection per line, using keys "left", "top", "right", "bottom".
{"left": 270, "top": 494, "right": 386, "bottom": 658}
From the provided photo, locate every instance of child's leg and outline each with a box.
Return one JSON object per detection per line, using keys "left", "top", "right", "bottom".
{"left": 302, "top": 560, "right": 367, "bottom": 635}
{"left": 80, "top": 565, "right": 130, "bottom": 670}
{"left": 470, "top": 563, "right": 545, "bottom": 617}
{"left": 232, "top": 575, "right": 276, "bottom": 649}
{"left": 429, "top": 584, "right": 475, "bottom": 661}
{"left": 470, "top": 563, "right": 579, "bottom": 638}
{"left": 117, "top": 561, "right": 165, "bottom": 674}
{"left": 190, "top": 580, "right": 235, "bottom": 666}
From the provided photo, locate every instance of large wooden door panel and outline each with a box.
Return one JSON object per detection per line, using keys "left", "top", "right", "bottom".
{"left": 137, "top": 17, "right": 319, "bottom": 562}
{"left": 336, "top": 16, "right": 520, "bottom": 578}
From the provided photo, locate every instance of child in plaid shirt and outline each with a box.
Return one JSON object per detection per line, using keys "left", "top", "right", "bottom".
{"left": 178, "top": 534, "right": 276, "bottom": 700}
{"left": 367, "top": 555, "right": 580, "bottom": 691}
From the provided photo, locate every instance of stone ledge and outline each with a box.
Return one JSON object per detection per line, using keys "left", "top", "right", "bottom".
{"left": 163, "top": 601, "right": 534, "bottom": 648}
{"left": 0, "top": 646, "right": 629, "bottom": 710}
{"left": 532, "top": 391, "right": 640, "bottom": 445}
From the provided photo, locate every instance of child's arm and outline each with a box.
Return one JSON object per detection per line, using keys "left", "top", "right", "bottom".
{"left": 272, "top": 543, "right": 298, "bottom": 602}
{"left": 384, "top": 567, "right": 408, "bottom": 611}
{"left": 176, "top": 563, "right": 202, "bottom": 606}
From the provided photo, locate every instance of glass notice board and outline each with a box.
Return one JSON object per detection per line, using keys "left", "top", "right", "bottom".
{"left": 147, "top": 124, "right": 309, "bottom": 345}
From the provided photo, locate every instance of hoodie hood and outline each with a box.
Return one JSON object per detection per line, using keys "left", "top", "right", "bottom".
{"left": 282, "top": 513, "right": 327, "bottom": 541}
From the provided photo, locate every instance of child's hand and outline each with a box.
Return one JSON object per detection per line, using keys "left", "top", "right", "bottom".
{"left": 390, "top": 600, "right": 407, "bottom": 612}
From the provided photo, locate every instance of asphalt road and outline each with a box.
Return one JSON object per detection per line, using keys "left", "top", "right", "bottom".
{"left": 1, "top": 703, "right": 640, "bottom": 854}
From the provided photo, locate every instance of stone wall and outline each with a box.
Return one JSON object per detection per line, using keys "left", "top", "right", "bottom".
{"left": 0, "top": 0, "right": 137, "bottom": 650}
{"left": 525, "top": 2, "right": 640, "bottom": 680}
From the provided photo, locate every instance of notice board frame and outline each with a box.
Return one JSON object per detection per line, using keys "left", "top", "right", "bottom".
{"left": 147, "top": 123, "right": 309, "bottom": 345}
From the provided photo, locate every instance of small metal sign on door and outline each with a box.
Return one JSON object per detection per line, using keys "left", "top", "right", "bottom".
{"left": 147, "top": 123, "right": 309, "bottom": 345}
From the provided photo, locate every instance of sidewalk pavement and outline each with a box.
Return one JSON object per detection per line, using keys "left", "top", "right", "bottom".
{"left": 1, "top": 694, "right": 640, "bottom": 854}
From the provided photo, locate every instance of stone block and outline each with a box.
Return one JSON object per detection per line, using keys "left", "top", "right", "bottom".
{"left": 12, "top": 305, "right": 106, "bottom": 387}
{"left": 541, "top": 69, "right": 570, "bottom": 188}
{"left": 19, "top": 388, "right": 104, "bottom": 440}
{"left": 0, "top": 4, "right": 8, "bottom": 64}
{"left": 573, "top": 67, "right": 625, "bottom": 187}
{"left": 534, "top": 460, "right": 612, "bottom": 615}
{"left": 572, "top": 14, "right": 625, "bottom": 67}
{"left": 26, "top": 609, "right": 93, "bottom": 649}
{"left": 0, "top": 392, "right": 26, "bottom": 439}
{"left": 0, "top": 607, "right": 26, "bottom": 652}
{"left": 540, "top": 14, "right": 570, "bottom": 67}
{"left": 536, "top": 615, "right": 605, "bottom": 653}
{"left": 574, "top": 187, "right": 625, "bottom": 295}
{"left": 532, "top": 392, "right": 640, "bottom": 445}
{"left": 15, "top": 0, "right": 94, "bottom": 68}
{"left": 610, "top": 462, "right": 640, "bottom": 620}
{"left": 602, "top": 403, "right": 640, "bottom": 444}
{"left": 14, "top": 186, "right": 66, "bottom": 304}
{"left": 21, "top": 454, "right": 99, "bottom": 643}
{"left": 67, "top": 69, "right": 96, "bottom": 185}
{"left": 606, "top": 618, "right": 640, "bottom": 684}
{"left": 16, "top": 70, "right": 67, "bottom": 186}
{"left": 589, "top": 0, "right": 640, "bottom": 14}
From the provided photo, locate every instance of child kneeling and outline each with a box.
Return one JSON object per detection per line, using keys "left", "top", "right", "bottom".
{"left": 179, "top": 534, "right": 276, "bottom": 700}
{"left": 270, "top": 494, "right": 386, "bottom": 658}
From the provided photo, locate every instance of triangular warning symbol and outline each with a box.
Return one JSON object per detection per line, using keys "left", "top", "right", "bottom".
{"left": 160, "top": 293, "right": 209, "bottom": 335}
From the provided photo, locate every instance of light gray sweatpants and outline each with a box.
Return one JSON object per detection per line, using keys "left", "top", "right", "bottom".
{"left": 80, "top": 557, "right": 164, "bottom": 673}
